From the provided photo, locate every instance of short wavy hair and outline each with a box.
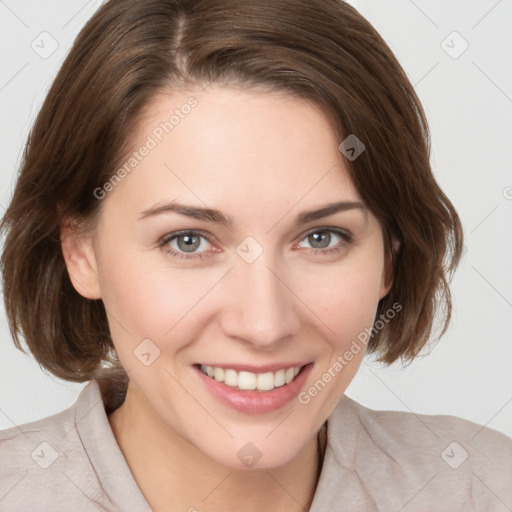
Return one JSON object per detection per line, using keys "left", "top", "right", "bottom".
{"left": 0, "top": 0, "right": 463, "bottom": 391}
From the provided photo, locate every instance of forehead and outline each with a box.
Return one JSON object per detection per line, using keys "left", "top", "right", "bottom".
{"left": 103, "top": 86, "right": 362, "bottom": 222}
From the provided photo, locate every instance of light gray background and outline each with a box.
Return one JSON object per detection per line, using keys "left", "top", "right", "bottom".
{"left": 1, "top": 0, "right": 511, "bottom": 438}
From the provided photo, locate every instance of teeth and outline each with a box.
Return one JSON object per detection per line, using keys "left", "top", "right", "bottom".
{"left": 274, "top": 369, "right": 285, "bottom": 387}
{"left": 257, "top": 372, "right": 274, "bottom": 391}
{"left": 224, "top": 369, "right": 238, "bottom": 387}
{"left": 199, "top": 364, "right": 303, "bottom": 392}
{"left": 214, "top": 367, "right": 225, "bottom": 382}
{"left": 238, "top": 371, "right": 256, "bottom": 390}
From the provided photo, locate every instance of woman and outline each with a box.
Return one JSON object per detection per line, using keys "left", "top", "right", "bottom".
{"left": 1, "top": 0, "right": 511, "bottom": 511}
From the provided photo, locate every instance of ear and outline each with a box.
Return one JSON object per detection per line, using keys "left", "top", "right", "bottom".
{"left": 379, "top": 237, "right": 400, "bottom": 299}
{"left": 60, "top": 219, "right": 102, "bottom": 299}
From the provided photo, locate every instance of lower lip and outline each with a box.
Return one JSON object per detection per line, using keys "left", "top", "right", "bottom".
{"left": 194, "top": 364, "right": 313, "bottom": 414}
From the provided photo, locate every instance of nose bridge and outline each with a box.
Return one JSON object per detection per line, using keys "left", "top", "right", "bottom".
{"left": 219, "top": 250, "right": 300, "bottom": 348}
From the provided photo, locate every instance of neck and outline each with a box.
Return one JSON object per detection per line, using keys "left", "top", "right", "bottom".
{"left": 108, "top": 381, "right": 323, "bottom": 512}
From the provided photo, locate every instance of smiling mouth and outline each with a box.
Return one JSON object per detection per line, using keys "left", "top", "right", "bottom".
{"left": 196, "top": 363, "right": 310, "bottom": 392}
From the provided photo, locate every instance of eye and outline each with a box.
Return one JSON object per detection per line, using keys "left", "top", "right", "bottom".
{"left": 159, "top": 227, "right": 353, "bottom": 262}
{"left": 296, "top": 228, "right": 352, "bottom": 255}
{"left": 159, "top": 230, "right": 215, "bottom": 260}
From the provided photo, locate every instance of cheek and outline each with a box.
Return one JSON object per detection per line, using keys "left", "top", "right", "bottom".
{"left": 96, "top": 249, "right": 228, "bottom": 355}
{"left": 299, "top": 255, "right": 385, "bottom": 344}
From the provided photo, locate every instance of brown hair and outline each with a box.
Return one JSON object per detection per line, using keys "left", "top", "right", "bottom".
{"left": 0, "top": 0, "right": 463, "bottom": 391}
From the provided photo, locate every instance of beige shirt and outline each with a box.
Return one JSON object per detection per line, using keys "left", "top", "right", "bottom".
{"left": 1, "top": 380, "right": 511, "bottom": 511}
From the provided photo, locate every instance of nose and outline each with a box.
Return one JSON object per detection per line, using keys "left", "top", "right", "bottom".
{"left": 218, "top": 254, "right": 301, "bottom": 350}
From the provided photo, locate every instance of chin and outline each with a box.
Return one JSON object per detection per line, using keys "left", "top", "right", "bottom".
{"left": 195, "top": 427, "right": 315, "bottom": 471}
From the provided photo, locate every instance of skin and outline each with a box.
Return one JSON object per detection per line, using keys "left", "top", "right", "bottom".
{"left": 61, "top": 85, "right": 391, "bottom": 512}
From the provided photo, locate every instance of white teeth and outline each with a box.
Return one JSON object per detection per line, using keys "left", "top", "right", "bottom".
{"left": 224, "top": 369, "right": 238, "bottom": 387}
{"left": 274, "top": 369, "right": 285, "bottom": 387}
{"left": 214, "top": 367, "right": 225, "bottom": 382}
{"left": 285, "top": 367, "right": 295, "bottom": 384}
{"left": 238, "top": 371, "right": 257, "bottom": 390}
{"left": 199, "top": 364, "right": 304, "bottom": 392}
{"left": 257, "top": 372, "right": 275, "bottom": 391}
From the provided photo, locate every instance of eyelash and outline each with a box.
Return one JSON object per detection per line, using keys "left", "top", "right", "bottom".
{"left": 159, "top": 228, "right": 353, "bottom": 261}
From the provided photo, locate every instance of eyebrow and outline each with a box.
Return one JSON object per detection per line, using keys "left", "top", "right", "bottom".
{"left": 139, "top": 200, "right": 367, "bottom": 226}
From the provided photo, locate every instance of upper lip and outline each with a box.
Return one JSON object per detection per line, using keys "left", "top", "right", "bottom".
{"left": 195, "top": 362, "right": 312, "bottom": 374}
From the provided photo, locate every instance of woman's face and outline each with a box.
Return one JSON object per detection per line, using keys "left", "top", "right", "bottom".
{"left": 71, "top": 86, "right": 390, "bottom": 469}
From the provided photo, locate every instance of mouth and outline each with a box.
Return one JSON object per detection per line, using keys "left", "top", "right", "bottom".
{"left": 196, "top": 363, "right": 307, "bottom": 392}
{"left": 193, "top": 362, "right": 314, "bottom": 414}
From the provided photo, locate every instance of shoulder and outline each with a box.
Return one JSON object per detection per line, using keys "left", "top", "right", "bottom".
{"left": 323, "top": 395, "right": 512, "bottom": 510}
{"left": 348, "top": 397, "right": 512, "bottom": 463}
{"left": 0, "top": 381, "right": 117, "bottom": 512}
{"left": 347, "top": 395, "right": 512, "bottom": 448}
{"left": 0, "top": 398, "right": 77, "bottom": 473}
